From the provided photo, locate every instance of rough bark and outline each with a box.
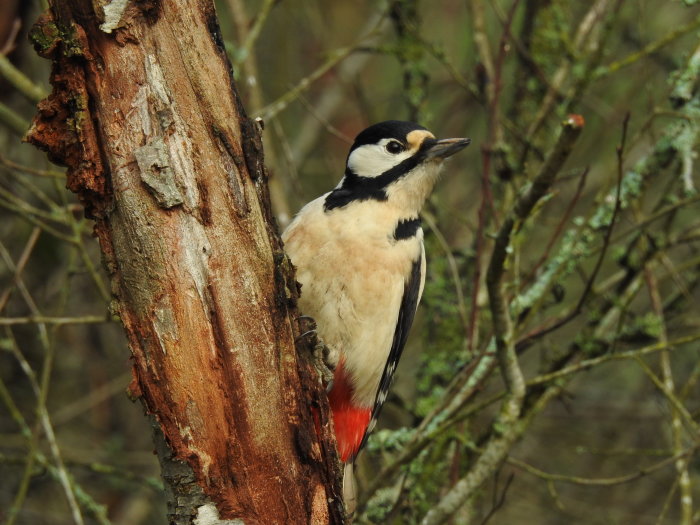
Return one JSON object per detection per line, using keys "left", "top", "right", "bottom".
{"left": 25, "top": 1, "right": 344, "bottom": 523}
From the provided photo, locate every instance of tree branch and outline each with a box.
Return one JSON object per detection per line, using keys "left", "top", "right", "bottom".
{"left": 26, "top": 1, "right": 344, "bottom": 522}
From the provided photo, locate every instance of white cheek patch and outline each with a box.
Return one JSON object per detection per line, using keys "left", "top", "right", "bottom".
{"left": 347, "top": 141, "right": 414, "bottom": 178}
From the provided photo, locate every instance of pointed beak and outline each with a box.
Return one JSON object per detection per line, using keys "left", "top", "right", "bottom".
{"left": 425, "top": 137, "right": 471, "bottom": 160}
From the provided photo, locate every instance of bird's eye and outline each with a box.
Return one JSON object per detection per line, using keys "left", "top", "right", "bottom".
{"left": 385, "top": 140, "right": 404, "bottom": 154}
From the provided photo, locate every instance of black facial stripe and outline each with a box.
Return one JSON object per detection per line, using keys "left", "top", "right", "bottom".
{"left": 372, "top": 137, "right": 436, "bottom": 187}
{"left": 393, "top": 217, "right": 421, "bottom": 241}
{"left": 324, "top": 137, "right": 437, "bottom": 212}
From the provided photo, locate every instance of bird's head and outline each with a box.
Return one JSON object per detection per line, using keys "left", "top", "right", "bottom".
{"left": 325, "top": 120, "right": 470, "bottom": 213}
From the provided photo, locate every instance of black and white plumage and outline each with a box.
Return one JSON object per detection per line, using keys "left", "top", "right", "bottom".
{"left": 282, "top": 120, "right": 469, "bottom": 510}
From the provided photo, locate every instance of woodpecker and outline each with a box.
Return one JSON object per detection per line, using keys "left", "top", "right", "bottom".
{"left": 282, "top": 120, "right": 469, "bottom": 508}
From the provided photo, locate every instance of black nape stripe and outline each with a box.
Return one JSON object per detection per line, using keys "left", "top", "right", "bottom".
{"left": 323, "top": 183, "right": 387, "bottom": 211}
{"left": 394, "top": 217, "right": 421, "bottom": 241}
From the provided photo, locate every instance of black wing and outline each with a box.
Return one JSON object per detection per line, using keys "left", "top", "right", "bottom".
{"left": 356, "top": 256, "right": 423, "bottom": 455}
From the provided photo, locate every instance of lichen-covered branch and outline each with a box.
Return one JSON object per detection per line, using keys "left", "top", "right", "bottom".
{"left": 419, "top": 115, "right": 584, "bottom": 525}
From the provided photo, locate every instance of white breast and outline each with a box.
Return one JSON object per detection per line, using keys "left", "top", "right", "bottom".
{"left": 282, "top": 196, "right": 424, "bottom": 407}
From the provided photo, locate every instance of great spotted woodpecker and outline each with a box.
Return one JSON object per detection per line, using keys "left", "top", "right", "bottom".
{"left": 282, "top": 120, "right": 469, "bottom": 509}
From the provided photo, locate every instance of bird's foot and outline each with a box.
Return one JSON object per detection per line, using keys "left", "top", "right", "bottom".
{"left": 297, "top": 315, "right": 336, "bottom": 391}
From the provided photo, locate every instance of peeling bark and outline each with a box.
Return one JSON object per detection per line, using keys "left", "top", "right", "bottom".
{"left": 26, "top": 1, "right": 344, "bottom": 523}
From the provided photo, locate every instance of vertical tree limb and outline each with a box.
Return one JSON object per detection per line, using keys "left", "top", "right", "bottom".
{"left": 25, "top": 1, "right": 343, "bottom": 523}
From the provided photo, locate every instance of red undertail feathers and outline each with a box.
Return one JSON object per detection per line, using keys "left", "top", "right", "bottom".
{"left": 327, "top": 359, "right": 371, "bottom": 462}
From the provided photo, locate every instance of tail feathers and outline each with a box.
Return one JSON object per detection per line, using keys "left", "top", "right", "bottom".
{"left": 343, "top": 461, "right": 357, "bottom": 517}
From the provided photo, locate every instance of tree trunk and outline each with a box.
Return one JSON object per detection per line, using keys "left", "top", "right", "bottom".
{"left": 26, "top": 1, "right": 344, "bottom": 523}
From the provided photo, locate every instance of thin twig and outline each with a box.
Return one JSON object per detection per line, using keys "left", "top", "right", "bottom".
{"left": 255, "top": 46, "right": 356, "bottom": 120}
{"left": 53, "top": 178, "right": 111, "bottom": 302}
{"left": 524, "top": 167, "right": 589, "bottom": 287}
{"left": 645, "top": 264, "right": 693, "bottom": 523}
{"left": 594, "top": 14, "right": 700, "bottom": 79}
{"left": 466, "top": 158, "right": 488, "bottom": 352}
{"left": 0, "top": 192, "right": 76, "bottom": 243}
{"left": 0, "top": 241, "right": 85, "bottom": 524}
{"left": 656, "top": 476, "right": 681, "bottom": 525}
{"left": 468, "top": 0, "right": 496, "bottom": 103}
{"left": 601, "top": 193, "right": 700, "bottom": 251}
{"left": 0, "top": 228, "right": 41, "bottom": 312}
{"left": 478, "top": 472, "right": 514, "bottom": 525}
{"left": 0, "top": 183, "right": 68, "bottom": 224}
{"left": 507, "top": 445, "right": 698, "bottom": 486}
{"left": 0, "top": 315, "right": 112, "bottom": 326}
{"left": 527, "top": 333, "right": 700, "bottom": 387}
{"left": 255, "top": 16, "right": 385, "bottom": 121}
{"left": 0, "top": 154, "right": 65, "bottom": 178}
{"left": 0, "top": 100, "right": 29, "bottom": 136}
{"left": 466, "top": 0, "right": 521, "bottom": 352}
{"left": 6, "top": 329, "right": 85, "bottom": 525}
{"left": 420, "top": 383, "right": 562, "bottom": 525}
{"left": 237, "top": 0, "right": 277, "bottom": 66}
{"left": 0, "top": 375, "right": 37, "bottom": 525}
{"left": 633, "top": 355, "right": 700, "bottom": 436}
{"left": 516, "top": 113, "right": 628, "bottom": 350}
{"left": 422, "top": 211, "right": 470, "bottom": 337}
{"left": 520, "top": 0, "right": 611, "bottom": 162}
{"left": 0, "top": 53, "right": 48, "bottom": 103}
{"left": 295, "top": 92, "right": 353, "bottom": 145}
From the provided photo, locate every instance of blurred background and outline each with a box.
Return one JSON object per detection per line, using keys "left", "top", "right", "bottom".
{"left": 1, "top": 0, "right": 699, "bottom": 523}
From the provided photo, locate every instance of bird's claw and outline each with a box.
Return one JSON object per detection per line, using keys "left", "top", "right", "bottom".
{"left": 296, "top": 316, "right": 336, "bottom": 390}
{"left": 314, "top": 340, "right": 336, "bottom": 391}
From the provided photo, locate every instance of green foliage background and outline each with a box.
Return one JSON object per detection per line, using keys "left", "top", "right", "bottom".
{"left": 1, "top": 1, "right": 699, "bottom": 524}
